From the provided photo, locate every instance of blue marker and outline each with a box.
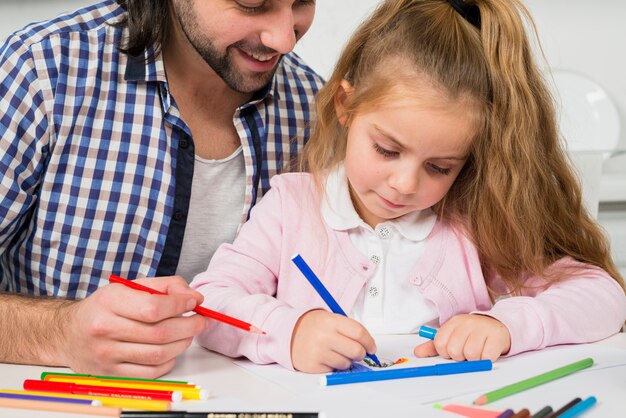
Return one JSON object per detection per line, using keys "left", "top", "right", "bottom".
{"left": 320, "top": 359, "right": 492, "bottom": 386}
{"left": 291, "top": 253, "right": 382, "bottom": 367}
{"left": 418, "top": 325, "right": 438, "bottom": 340}
{"left": 558, "top": 396, "right": 597, "bottom": 418}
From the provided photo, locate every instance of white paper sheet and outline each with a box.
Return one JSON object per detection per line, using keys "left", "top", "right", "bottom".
{"left": 233, "top": 335, "right": 626, "bottom": 403}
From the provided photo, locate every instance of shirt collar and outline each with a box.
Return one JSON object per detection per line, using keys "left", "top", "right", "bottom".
{"left": 124, "top": 48, "right": 167, "bottom": 83}
{"left": 321, "top": 164, "right": 437, "bottom": 242}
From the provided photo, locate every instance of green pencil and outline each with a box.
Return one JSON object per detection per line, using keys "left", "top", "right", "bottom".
{"left": 40, "top": 371, "right": 190, "bottom": 385}
{"left": 474, "top": 357, "right": 593, "bottom": 405}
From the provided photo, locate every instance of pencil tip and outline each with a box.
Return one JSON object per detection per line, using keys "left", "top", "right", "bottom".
{"left": 474, "top": 396, "right": 487, "bottom": 405}
{"left": 249, "top": 326, "right": 266, "bottom": 334}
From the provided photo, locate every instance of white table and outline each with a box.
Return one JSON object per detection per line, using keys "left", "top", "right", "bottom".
{"left": 1, "top": 334, "right": 625, "bottom": 417}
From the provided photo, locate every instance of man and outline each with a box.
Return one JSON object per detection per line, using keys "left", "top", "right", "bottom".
{"left": 0, "top": 0, "right": 322, "bottom": 378}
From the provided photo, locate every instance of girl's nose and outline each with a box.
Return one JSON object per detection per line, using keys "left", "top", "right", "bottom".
{"left": 389, "top": 168, "right": 420, "bottom": 195}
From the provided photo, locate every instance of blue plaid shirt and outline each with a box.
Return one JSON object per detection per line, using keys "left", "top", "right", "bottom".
{"left": 0, "top": 1, "right": 323, "bottom": 298}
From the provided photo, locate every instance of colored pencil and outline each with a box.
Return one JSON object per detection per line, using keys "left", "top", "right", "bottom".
{"left": 109, "top": 274, "right": 265, "bottom": 334}
{"left": 0, "top": 397, "right": 121, "bottom": 416}
{"left": 41, "top": 371, "right": 191, "bottom": 385}
{"left": 511, "top": 409, "right": 530, "bottom": 418}
{"left": 545, "top": 397, "right": 581, "bottom": 417}
{"left": 24, "top": 379, "right": 182, "bottom": 402}
{"left": 320, "top": 359, "right": 492, "bottom": 386}
{"left": 441, "top": 404, "right": 503, "bottom": 418}
{"left": 46, "top": 376, "right": 208, "bottom": 400}
{"left": 291, "top": 253, "right": 382, "bottom": 367}
{"left": 0, "top": 389, "right": 171, "bottom": 411}
{"left": 473, "top": 358, "right": 593, "bottom": 405}
{"left": 0, "top": 391, "right": 100, "bottom": 405}
{"left": 558, "top": 396, "right": 596, "bottom": 418}
{"left": 531, "top": 406, "right": 553, "bottom": 418}
{"left": 496, "top": 409, "right": 515, "bottom": 418}
{"left": 418, "top": 325, "right": 438, "bottom": 340}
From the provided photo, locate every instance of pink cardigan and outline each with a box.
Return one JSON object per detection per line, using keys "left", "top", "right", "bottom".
{"left": 191, "top": 173, "right": 626, "bottom": 370}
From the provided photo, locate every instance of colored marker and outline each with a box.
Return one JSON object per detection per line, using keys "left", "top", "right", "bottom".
{"left": 496, "top": 409, "right": 515, "bottom": 418}
{"left": 24, "top": 379, "right": 182, "bottom": 402}
{"left": 109, "top": 274, "right": 265, "bottom": 334}
{"left": 0, "top": 392, "right": 100, "bottom": 406}
{"left": 0, "top": 397, "right": 120, "bottom": 416}
{"left": 119, "top": 412, "right": 321, "bottom": 418}
{"left": 320, "top": 359, "right": 492, "bottom": 386}
{"left": 291, "top": 253, "right": 382, "bottom": 367}
{"left": 0, "top": 389, "right": 170, "bottom": 411}
{"left": 511, "top": 409, "right": 530, "bottom": 418}
{"left": 558, "top": 396, "right": 596, "bottom": 418}
{"left": 545, "top": 398, "right": 581, "bottom": 418}
{"left": 41, "top": 371, "right": 190, "bottom": 385}
{"left": 531, "top": 406, "right": 553, "bottom": 418}
{"left": 474, "top": 358, "right": 593, "bottom": 405}
{"left": 45, "top": 376, "right": 208, "bottom": 400}
{"left": 418, "top": 325, "right": 438, "bottom": 340}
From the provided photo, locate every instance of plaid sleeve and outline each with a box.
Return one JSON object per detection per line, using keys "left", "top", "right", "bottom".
{"left": 0, "top": 35, "right": 50, "bottom": 262}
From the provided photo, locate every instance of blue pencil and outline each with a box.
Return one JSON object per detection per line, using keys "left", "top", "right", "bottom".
{"left": 291, "top": 253, "right": 382, "bottom": 367}
{"left": 418, "top": 325, "right": 438, "bottom": 340}
{"left": 320, "top": 359, "right": 492, "bottom": 386}
{"left": 558, "top": 396, "right": 597, "bottom": 418}
{"left": 0, "top": 392, "right": 100, "bottom": 405}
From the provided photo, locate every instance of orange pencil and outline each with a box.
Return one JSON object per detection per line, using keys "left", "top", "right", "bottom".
{"left": 109, "top": 274, "right": 266, "bottom": 334}
{"left": 0, "top": 397, "right": 121, "bottom": 416}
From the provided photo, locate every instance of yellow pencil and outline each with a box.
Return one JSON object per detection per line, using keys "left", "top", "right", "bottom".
{"left": 0, "top": 389, "right": 171, "bottom": 411}
{"left": 0, "top": 397, "right": 121, "bottom": 416}
{"left": 47, "top": 376, "right": 209, "bottom": 400}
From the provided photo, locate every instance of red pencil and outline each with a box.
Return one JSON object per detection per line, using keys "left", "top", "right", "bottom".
{"left": 108, "top": 274, "right": 266, "bottom": 334}
{"left": 23, "top": 380, "right": 181, "bottom": 402}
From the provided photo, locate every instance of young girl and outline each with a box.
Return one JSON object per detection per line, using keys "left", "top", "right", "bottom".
{"left": 191, "top": 0, "right": 626, "bottom": 373}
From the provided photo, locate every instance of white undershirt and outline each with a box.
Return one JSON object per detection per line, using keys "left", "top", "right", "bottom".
{"left": 176, "top": 147, "right": 245, "bottom": 283}
{"left": 321, "top": 165, "right": 439, "bottom": 334}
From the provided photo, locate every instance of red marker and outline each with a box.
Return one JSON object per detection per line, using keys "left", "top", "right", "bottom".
{"left": 108, "top": 274, "right": 266, "bottom": 334}
{"left": 23, "top": 379, "right": 182, "bottom": 402}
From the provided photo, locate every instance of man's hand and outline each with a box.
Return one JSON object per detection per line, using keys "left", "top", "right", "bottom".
{"left": 413, "top": 314, "right": 511, "bottom": 363}
{"left": 290, "top": 310, "right": 377, "bottom": 374}
{"left": 0, "top": 276, "right": 212, "bottom": 378}
{"left": 59, "top": 276, "right": 212, "bottom": 378}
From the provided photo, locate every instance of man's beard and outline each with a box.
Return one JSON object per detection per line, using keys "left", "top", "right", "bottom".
{"left": 174, "top": 6, "right": 280, "bottom": 94}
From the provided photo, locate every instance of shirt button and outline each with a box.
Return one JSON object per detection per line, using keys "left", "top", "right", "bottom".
{"left": 179, "top": 139, "right": 189, "bottom": 149}
{"left": 368, "top": 286, "right": 379, "bottom": 297}
{"left": 369, "top": 254, "right": 381, "bottom": 264}
{"left": 173, "top": 210, "right": 183, "bottom": 221}
{"left": 376, "top": 226, "right": 391, "bottom": 239}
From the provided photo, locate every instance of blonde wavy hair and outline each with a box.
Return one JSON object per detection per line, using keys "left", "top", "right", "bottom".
{"left": 303, "top": 0, "right": 625, "bottom": 294}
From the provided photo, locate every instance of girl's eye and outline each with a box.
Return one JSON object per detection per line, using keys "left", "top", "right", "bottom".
{"left": 427, "top": 163, "right": 452, "bottom": 176}
{"left": 373, "top": 143, "right": 399, "bottom": 159}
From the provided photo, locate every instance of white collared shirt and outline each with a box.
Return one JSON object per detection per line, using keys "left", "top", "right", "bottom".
{"left": 321, "top": 165, "right": 439, "bottom": 334}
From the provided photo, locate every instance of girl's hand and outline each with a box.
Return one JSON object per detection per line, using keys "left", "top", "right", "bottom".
{"left": 413, "top": 314, "right": 511, "bottom": 363}
{"left": 291, "top": 309, "right": 377, "bottom": 373}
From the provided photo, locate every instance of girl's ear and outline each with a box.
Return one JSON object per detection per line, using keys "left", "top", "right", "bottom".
{"left": 334, "top": 79, "right": 354, "bottom": 126}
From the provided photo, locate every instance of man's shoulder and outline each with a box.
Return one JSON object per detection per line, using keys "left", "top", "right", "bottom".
{"left": 275, "top": 52, "right": 325, "bottom": 96}
{"left": 2, "top": 0, "right": 125, "bottom": 53}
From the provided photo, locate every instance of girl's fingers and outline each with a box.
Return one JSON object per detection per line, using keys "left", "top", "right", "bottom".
{"left": 413, "top": 340, "right": 438, "bottom": 358}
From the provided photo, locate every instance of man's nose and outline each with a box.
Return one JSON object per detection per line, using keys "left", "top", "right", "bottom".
{"left": 259, "top": 8, "right": 297, "bottom": 54}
